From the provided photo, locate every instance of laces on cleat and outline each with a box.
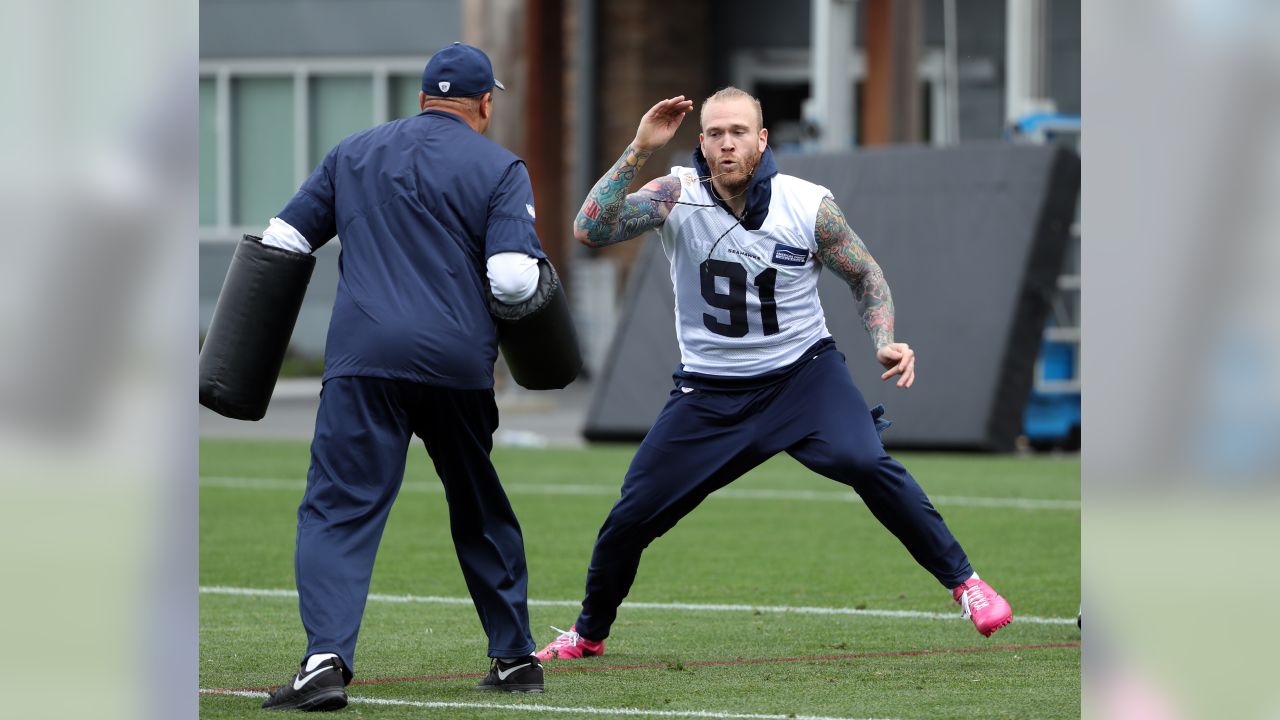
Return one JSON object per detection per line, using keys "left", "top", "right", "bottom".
{"left": 952, "top": 578, "right": 1012, "bottom": 637}
{"left": 545, "top": 626, "right": 582, "bottom": 652}
{"left": 536, "top": 624, "right": 604, "bottom": 660}
{"left": 958, "top": 582, "right": 991, "bottom": 619}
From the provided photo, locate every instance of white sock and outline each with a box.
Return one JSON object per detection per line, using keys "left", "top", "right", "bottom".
{"left": 305, "top": 652, "right": 339, "bottom": 671}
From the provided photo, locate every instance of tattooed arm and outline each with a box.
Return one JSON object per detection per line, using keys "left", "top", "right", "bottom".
{"left": 574, "top": 95, "right": 694, "bottom": 248}
{"left": 814, "top": 196, "right": 917, "bottom": 388}
{"left": 814, "top": 196, "right": 894, "bottom": 347}
{"left": 573, "top": 147, "right": 683, "bottom": 248}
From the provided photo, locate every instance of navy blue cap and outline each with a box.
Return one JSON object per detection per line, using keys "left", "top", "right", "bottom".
{"left": 421, "top": 42, "right": 506, "bottom": 98}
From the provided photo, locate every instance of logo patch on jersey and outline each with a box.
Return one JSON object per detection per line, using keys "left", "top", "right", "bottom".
{"left": 771, "top": 243, "right": 809, "bottom": 267}
{"left": 438, "top": 81, "right": 451, "bottom": 93}
{"left": 526, "top": 203, "right": 536, "bottom": 219}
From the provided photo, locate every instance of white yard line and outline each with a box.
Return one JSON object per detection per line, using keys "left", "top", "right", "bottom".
{"left": 199, "top": 585, "right": 1077, "bottom": 626}
{"left": 199, "top": 689, "right": 895, "bottom": 720}
{"left": 200, "top": 475, "right": 1080, "bottom": 511}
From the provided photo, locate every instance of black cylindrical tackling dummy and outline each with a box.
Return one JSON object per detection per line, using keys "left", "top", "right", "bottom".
{"left": 199, "top": 235, "right": 316, "bottom": 421}
{"left": 490, "top": 258, "right": 582, "bottom": 390}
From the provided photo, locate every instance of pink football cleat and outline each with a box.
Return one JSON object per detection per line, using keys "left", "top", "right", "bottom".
{"left": 535, "top": 625, "right": 605, "bottom": 661}
{"left": 952, "top": 577, "right": 1013, "bottom": 637}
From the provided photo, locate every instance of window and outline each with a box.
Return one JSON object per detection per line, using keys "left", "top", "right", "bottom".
{"left": 199, "top": 78, "right": 218, "bottom": 226}
{"left": 309, "top": 76, "right": 374, "bottom": 168}
{"left": 232, "top": 77, "right": 294, "bottom": 227}
{"left": 390, "top": 74, "right": 425, "bottom": 119}
{"left": 729, "top": 47, "right": 997, "bottom": 150}
{"left": 199, "top": 59, "right": 426, "bottom": 239}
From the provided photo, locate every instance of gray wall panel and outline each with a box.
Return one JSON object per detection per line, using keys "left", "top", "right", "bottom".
{"left": 200, "top": 0, "right": 461, "bottom": 58}
{"left": 582, "top": 238, "right": 681, "bottom": 438}
{"left": 585, "top": 143, "right": 1080, "bottom": 450}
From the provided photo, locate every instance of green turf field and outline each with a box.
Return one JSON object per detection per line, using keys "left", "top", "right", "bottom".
{"left": 200, "top": 440, "right": 1079, "bottom": 719}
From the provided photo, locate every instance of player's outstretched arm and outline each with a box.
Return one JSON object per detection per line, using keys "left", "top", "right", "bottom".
{"left": 574, "top": 96, "right": 693, "bottom": 248}
{"left": 814, "top": 196, "right": 916, "bottom": 388}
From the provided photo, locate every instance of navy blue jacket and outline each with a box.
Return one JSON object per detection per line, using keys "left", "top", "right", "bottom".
{"left": 278, "top": 109, "right": 546, "bottom": 389}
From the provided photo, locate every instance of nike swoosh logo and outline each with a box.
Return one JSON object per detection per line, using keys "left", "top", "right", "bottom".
{"left": 496, "top": 663, "right": 531, "bottom": 681}
{"left": 293, "top": 666, "right": 333, "bottom": 690}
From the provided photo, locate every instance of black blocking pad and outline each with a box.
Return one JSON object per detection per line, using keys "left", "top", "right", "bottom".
{"left": 199, "top": 235, "right": 316, "bottom": 421}
{"left": 585, "top": 143, "right": 1080, "bottom": 450}
{"left": 491, "top": 259, "right": 583, "bottom": 391}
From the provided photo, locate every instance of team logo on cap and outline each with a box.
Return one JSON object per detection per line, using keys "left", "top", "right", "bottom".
{"left": 438, "top": 81, "right": 451, "bottom": 93}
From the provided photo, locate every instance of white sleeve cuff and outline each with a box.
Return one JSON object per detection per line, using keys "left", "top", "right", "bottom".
{"left": 260, "top": 217, "right": 313, "bottom": 254}
{"left": 487, "top": 252, "right": 540, "bottom": 304}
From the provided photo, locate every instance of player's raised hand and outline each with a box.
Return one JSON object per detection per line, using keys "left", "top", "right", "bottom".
{"left": 633, "top": 96, "right": 694, "bottom": 152}
{"left": 876, "top": 342, "right": 916, "bottom": 389}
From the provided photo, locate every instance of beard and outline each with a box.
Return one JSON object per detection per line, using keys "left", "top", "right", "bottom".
{"left": 714, "top": 147, "right": 761, "bottom": 196}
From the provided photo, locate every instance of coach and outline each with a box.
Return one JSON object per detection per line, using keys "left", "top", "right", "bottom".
{"left": 257, "top": 43, "right": 551, "bottom": 710}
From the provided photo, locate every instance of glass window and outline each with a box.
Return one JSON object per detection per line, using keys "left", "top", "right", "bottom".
{"left": 231, "top": 77, "right": 294, "bottom": 227}
{"left": 309, "top": 75, "right": 374, "bottom": 168}
{"left": 199, "top": 78, "right": 218, "bottom": 226}
{"left": 390, "top": 74, "right": 425, "bottom": 119}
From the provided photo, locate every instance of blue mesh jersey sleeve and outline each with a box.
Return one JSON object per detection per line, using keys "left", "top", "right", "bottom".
{"left": 485, "top": 161, "right": 547, "bottom": 260}
{"left": 277, "top": 147, "right": 338, "bottom": 251}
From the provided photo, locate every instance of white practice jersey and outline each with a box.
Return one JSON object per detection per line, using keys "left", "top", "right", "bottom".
{"left": 659, "top": 166, "right": 834, "bottom": 376}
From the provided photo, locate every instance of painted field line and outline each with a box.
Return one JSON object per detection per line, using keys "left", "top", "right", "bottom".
{"left": 200, "top": 475, "right": 1080, "bottom": 511}
{"left": 200, "top": 689, "right": 894, "bottom": 720}
{"left": 211, "top": 642, "right": 1080, "bottom": 692}
{"left": 200, "top": 585, "right": 1077, "bottom": 626}
{"left": 364, "top": 642, "right": 1080, "bottom": 685}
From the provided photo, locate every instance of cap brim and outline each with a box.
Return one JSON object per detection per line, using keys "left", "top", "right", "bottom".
{"left": 493, "top": 79, "right": 506, "bottom": 91}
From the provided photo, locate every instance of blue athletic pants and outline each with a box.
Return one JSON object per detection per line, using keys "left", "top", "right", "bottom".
{"left": 294, "top": 377, "right": 535, "bottom": 678}
{"left": 575, "top": 346, "right": 974, "bottom": 640}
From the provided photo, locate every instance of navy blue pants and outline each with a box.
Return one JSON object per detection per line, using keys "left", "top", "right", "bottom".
{"left": 295, "top": 377, "right": 535, "bottom": 679}
{"left": 575, "top": 346, "right": 974, "bottom": 640}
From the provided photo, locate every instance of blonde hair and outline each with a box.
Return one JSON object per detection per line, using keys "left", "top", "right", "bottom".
{"left": 700, "top": 86, "right": 764, "bottom": 131}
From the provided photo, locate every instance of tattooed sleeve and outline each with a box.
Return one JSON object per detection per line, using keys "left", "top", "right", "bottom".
{"left": 813, "top": 196, "right": 895, "bottom": 349}
{"left": 574, "top": 145, "right": 682, "bottom": 247}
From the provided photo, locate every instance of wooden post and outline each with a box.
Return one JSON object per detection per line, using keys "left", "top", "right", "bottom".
{"left": 524, "top": 0, "right": 568, "bottom": 282}
{"left": 861, "top": 0, "right": 921, "bottom": 145}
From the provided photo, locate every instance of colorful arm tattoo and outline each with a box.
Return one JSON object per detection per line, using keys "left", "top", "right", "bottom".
{"left": 813, "top": 196, "right": 895, "bottom": 349}
{"left": 574, "top": 145, "right": 682, "bottom": 247}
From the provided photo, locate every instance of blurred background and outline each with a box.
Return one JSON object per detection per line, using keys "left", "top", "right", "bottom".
{"left": 5, "top": 0, "right": 1280, "bottom": 718}
{"left": 198, "top": 0, "right": 1083, "bottom": 452}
